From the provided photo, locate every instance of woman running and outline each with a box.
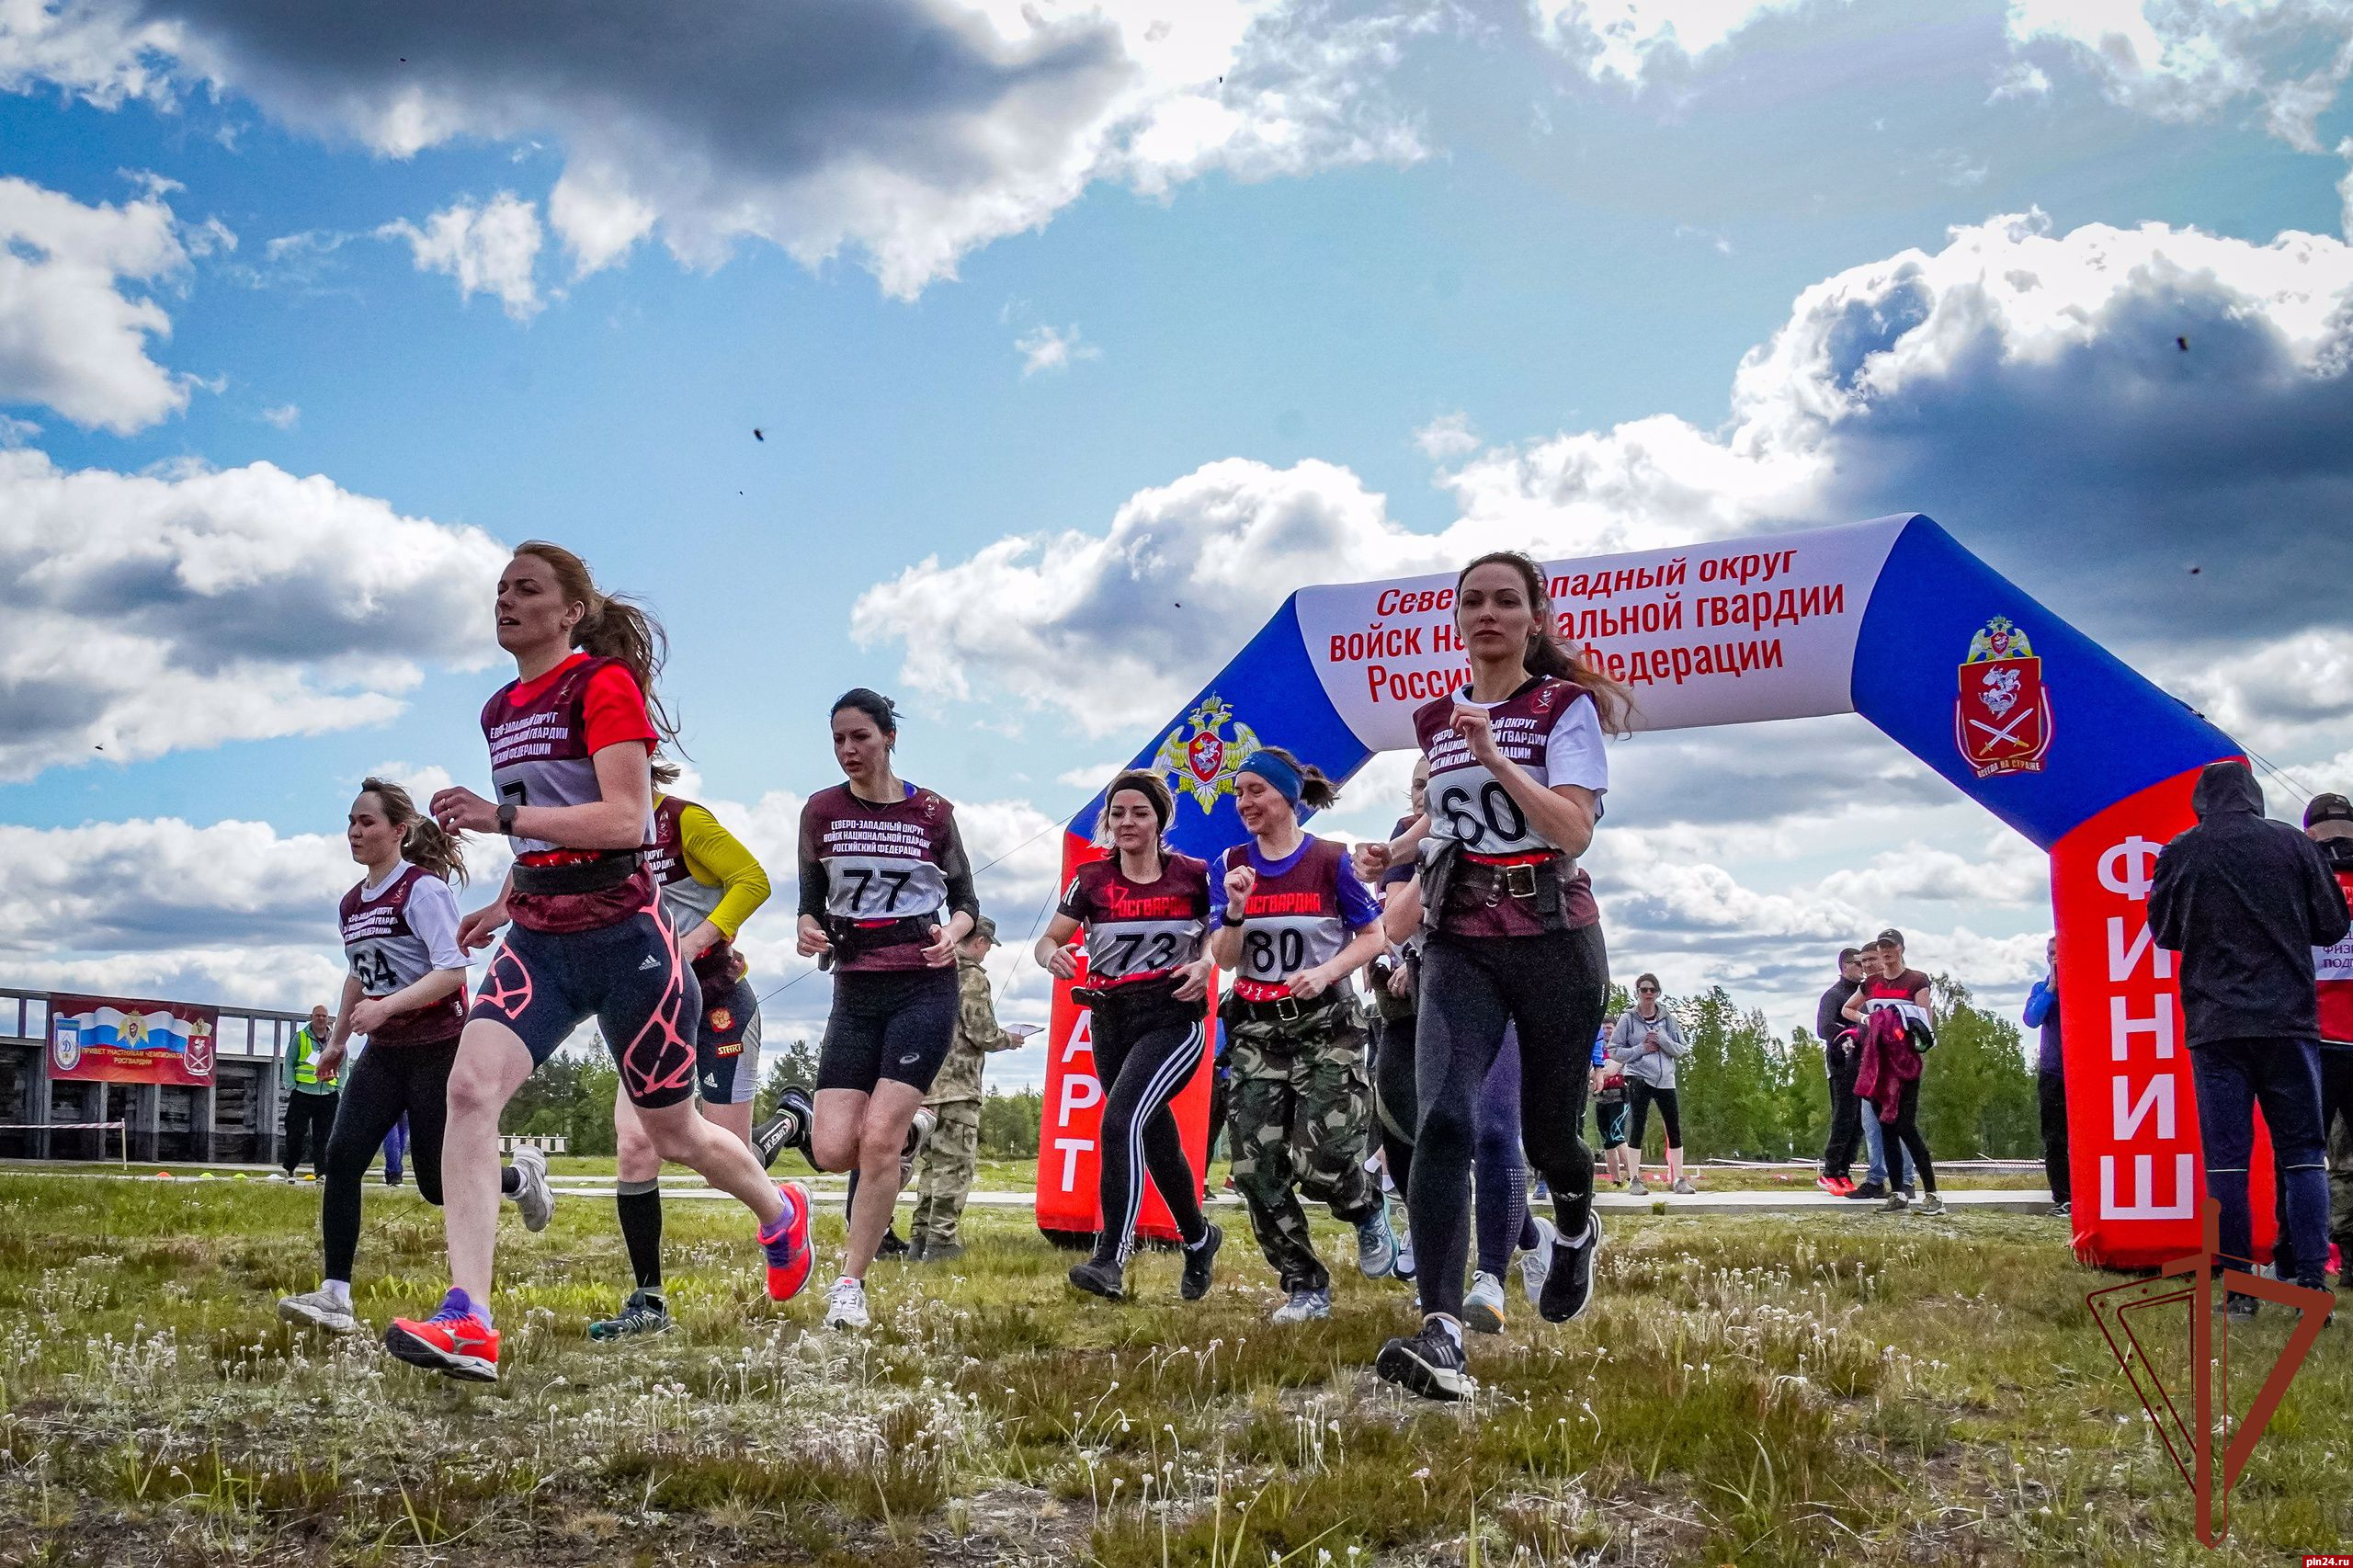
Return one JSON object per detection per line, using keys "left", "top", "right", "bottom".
{"left": 799, "top": 688, "right": 980, "bottom": 1331}
{"left": 1209, "top": 746, "right": 1393, "bottom": 1324}
{"left": 1371, "top": 761, "right": 1553, "bottom": 1332}
{"left": 278, "top": 778, "right": 555, "bottom": 1336}
{"left": 1039, "top": 770, "right": 1221, "bottom": 1302}
{"left": 1846, "top": 932, "right": 1944, "bottom": 1215}
{"left": 1362, "top": 550, "right": 1623, "bottom": 1402}
{"left": 386, "top": 542, "right": 813, "bottom": 1382}
{"left": 590, "top": 762, "right": 777, "bottom": 1341}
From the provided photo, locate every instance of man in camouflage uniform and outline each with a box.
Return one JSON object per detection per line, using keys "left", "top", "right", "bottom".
{"left": 1225, "top": 996, "right": 1381, "bottom": 1297}
{"left": 911, "top": 915, "right": 1021, "bottom": 1261}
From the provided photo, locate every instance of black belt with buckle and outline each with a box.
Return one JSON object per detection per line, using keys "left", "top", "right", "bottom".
{"left": 510, "top": 851, "right": 642, "bottom": 895}
{"left": 1454, "top": 855, "right": 1558, "bottom": 906}
{"left": 1224, "top": 993, "right": 1341, "bottom": 1027}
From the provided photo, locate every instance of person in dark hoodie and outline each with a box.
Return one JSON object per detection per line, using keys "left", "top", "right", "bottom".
{"left": 2148, "top": 761, "right": 2348, "bottom": 1310}
{"left": 1815, "top": 948, "right": 1865, "bottom": 1195}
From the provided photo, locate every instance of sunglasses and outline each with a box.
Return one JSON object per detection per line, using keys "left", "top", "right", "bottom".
{"left": 1637, "top": 986, "right": 1658, "bottom": 994}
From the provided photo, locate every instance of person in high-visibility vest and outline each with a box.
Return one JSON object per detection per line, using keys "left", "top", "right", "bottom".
{"left": 278, "top": 1005, "right": 340, "bottom": 1179}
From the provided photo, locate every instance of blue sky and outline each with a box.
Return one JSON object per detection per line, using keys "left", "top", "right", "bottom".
{"left": 6, "top": 0, "right": 2353, "bottom": 1084}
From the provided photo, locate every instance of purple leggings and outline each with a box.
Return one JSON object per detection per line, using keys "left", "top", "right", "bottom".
{"left": 1475, "top": 1029, "right": 1541, "bottom": 1277}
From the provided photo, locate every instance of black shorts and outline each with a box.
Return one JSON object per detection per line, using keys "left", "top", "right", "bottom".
{"left": 471, "top": 911, "right": 700, "bottom": 1109}
{"left": 697, "top": 975, "right": 763, "bottom": 1107}
{"left": 816, "top": 967, "right": 958, "bottom": 1096}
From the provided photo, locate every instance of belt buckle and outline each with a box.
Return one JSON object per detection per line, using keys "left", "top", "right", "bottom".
{"left": 1275, "top": 996, "right": 1302, "bottom": 1024}
{"left": 1505, "top": 862, "right": 1539, "bottom": 900}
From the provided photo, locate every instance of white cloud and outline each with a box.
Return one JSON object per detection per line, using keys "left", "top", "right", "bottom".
{"left": 258, "top": 401, "right": 297, "bottom": 428}
{"left": 0, "top": 445, "right": 507, "bottom": 781}
{"left": 1531, "top": 0, "right": 1819, "bottom": 85}
{"left": 853, "top": 209, "right": 2353, "bottom": 794}
{"left": 378, "top": 192, "right": 544, "bottom": 320}
{"left": 1015, "top": 321, "right": 1100, "bottom": 376}
{"left": 1412, "top": 411, "right": 1482, "bottom": 460}
{"left": 2006, "top": 0, "right": 2353, "bottom": 153}
{"left": 5, "top": 1, "right": 1439, "bottom": 300}
{"left": 1989, "top": 59, "right": 2052, "bottom": 101}
{"left": 0, "top": 175, "right": 190, "bottom": 432}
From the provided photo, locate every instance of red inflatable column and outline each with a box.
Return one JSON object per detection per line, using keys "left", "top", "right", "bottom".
{"left": 2052, "top": 763, "right": 2275, "bottom": 1268}
{"left": 1033, "top": 833, "right": 1220, "bottom": 1244}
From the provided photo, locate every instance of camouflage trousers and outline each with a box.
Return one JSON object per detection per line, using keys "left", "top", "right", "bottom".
{"left": 911, "top": 1097, "right": 983, "bottom": 1247}
{"left": 1225, "top": 1004, "right": 1380, "bottom": 1292}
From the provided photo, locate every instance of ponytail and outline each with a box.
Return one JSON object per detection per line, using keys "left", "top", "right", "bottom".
{"left": 1456, "top": 549, "right": 1634, "bottom": 736}
{"left": 358, "top": 777, "right": 468, "bottom": 887}
{"left": 513, "top": 540, "right": 683, "bottom": 750}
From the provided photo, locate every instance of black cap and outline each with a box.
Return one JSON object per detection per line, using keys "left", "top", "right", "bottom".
{"left": 1875, "top": 927, "right": 1905, "bottom": 949}
{"left": 2304, "top": 794, "right": 2353, "bottom": 829}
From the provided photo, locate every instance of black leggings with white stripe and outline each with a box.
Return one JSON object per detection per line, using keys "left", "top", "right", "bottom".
{"left": 1088, "top": 993, "right": 1211, "bottom": 1266}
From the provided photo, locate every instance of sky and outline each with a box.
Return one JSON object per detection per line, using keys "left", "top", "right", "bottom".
{"left": 6, "top": 0, "right": 2353, "bottom": 1090}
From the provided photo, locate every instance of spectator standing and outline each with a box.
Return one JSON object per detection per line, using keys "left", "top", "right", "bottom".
{"left": 909, "top": 917, "right": 1023, "bottom": 1263}
{"left": 2148, "top": 761, "right": 2347, "bottom": 1311}
{"left": 1591, "top": 1017, "right": 1631, "bottom": 1186}
{"left": 1847, "top": 931, "right": 1943, "bottom": 1215}
{"left": 278, "top": 1004, "right": 340, "bottom": 1180}
{"left": 2023, "top": 937, "right": 2070, "bottom": 1216}
{"left": 2279, "top": 793, "right": 2353, "bottom": 1286}
{"left": 1816, "top": 949, "right": 1865, "bottom": 1195}
{"left": 1609, "top": 975, "right": 1693, "bottom": 1195}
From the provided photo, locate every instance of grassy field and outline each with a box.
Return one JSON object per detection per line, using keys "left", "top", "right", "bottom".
{"left": 0, "top": 1170, "right": 2341, "bottom": 1566}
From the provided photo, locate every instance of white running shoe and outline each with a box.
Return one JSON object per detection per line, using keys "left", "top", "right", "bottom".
{"left": 1355, "top": 1200, "right": 1398, "bottom": 1278}
{"left": 508, "top": 1145, "right": 555, "bottom": 1233}
{"left": 1270, "top": 1286, "right": 1333, "bottom": 1324}
{"left": 1518, "top": 1215, "right": 1557, "bottom": 1305}
{"left": 824, "top": 1277, "right": 870, "bottom": 1331}
{"left": 900, "top": 1108, "right": 938, "bottom": 1187}
{"left": 278, "top": 1287, "right": 358, "bottom": 1335}
{"left": 1463, "top": 1270, "right": 1508, "bottom": 1335}
{"left": 1392, "top": 1224, "right": 1417, "bottom": 1281}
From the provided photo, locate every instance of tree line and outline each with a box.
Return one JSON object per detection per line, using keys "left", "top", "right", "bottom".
{"left": 506, "top": 972, "right": 2035, "bottom": 1164}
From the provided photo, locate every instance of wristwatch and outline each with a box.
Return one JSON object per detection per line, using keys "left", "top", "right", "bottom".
{"left": 496, "top": 801, "right": 519, "bottom": 836}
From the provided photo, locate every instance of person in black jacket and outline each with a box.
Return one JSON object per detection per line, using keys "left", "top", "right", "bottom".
{"left": 1815, "top": 949, "right": 1865, "bottom": 1194}
{"left": 2149, "top": 760, "right": 2349, "bottom": 1305}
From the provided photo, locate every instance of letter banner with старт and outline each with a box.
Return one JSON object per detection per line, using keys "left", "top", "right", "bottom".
{"left": 48, "top": 992, "right": 220, "bottom": 1086}
{"left": 1040, "top": 516, "right": 2244, "bottom": 1269}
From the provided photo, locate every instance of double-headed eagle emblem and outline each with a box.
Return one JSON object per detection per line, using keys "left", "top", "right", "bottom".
{"left": 1149, "top": 695, "right": 1263, "bottom": 811}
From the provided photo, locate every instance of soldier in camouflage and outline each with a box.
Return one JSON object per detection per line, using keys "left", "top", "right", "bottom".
{"left": 1224, "top": 1001, "right": 1381, "bottom": 1294}
{"left": 910, "top": 915, "right": 1021, "bottom": 1261}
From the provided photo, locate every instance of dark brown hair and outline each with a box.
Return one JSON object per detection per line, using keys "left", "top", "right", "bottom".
{"left": 1096, "top": 769, "right": 1176, "bottom": 859}
{"left": 512, "top": 540, "right": 681, "bottom": 748}
{"left": 357, "top": 777, "right": 467, "bottom": 886}
{"left": 1456, "top": 550, "right": 1633, "bottom": 735}
{"left": 1634, "top": 972, "right": 1662, "bottom": 994}
{"left": 651, "top": 759, "right": 682, "bottom": 789}
{"left": 830, "top": 687, "right": 899, "bottom": 743}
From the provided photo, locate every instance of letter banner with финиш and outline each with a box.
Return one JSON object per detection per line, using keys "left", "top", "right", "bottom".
{"left": 48, "top": 993, "right": 220, "bottom": 1086}
{"left": 1038, "top": 515, "right": 2243, "bottom": 1268}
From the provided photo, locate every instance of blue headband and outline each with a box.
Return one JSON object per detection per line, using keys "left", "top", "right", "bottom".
{"left": 1236, "top": 749, "right": 1303, "bottom": 805}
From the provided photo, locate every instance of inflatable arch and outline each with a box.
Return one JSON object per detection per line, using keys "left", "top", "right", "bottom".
{"left": 1035, "top": 514, "right": 2245, "bottom": 1269}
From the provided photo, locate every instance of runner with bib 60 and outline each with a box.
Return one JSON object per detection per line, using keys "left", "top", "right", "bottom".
{"left": 1360, "top": 551, "right": 1623, "bottom": 1402}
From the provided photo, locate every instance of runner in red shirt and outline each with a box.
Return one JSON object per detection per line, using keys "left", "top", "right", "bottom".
{"left": 1039, "top": 770, "right": 1221, "bottom": 1303}
{"left": 382, "top": 542, "right": 811, "bottom": 1382}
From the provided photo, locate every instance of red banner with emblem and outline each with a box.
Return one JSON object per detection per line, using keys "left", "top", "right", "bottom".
{"left": 47, "top": 993, "right": 220, "bottom": 1086}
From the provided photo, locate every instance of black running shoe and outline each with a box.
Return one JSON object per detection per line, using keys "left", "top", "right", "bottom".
{"left": 1068, "top": 1257, "right": 1126, "bottom": 1301}
{"left": 1845, "top": 1181, "right": 1887, "bottom": 1200}
{"left": 587, "top": 1288, "right": 673, "bottom": 1342}
{"left": 1180, "top": 1222, "right": 1222, "bottom": 1301}
{"left": 753, "top": 1085, "right": 815, "bottom": 1171}
{"left": 1538, "top": 1214, "right": 1602, "bottom": 1324}
{"left": 878, "top": 1227, "right": 912, "bottom": 1260}
{"left": 1376, "top": 1317, "right": 1468, "bottom": 1402}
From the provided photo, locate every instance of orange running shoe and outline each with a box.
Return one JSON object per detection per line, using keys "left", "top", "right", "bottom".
{"left": 383, "top": 1289, "right": 499, "bottom": 1382}
{"left": 762, "top": 1181, "right": 813, "bottom": 1302}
